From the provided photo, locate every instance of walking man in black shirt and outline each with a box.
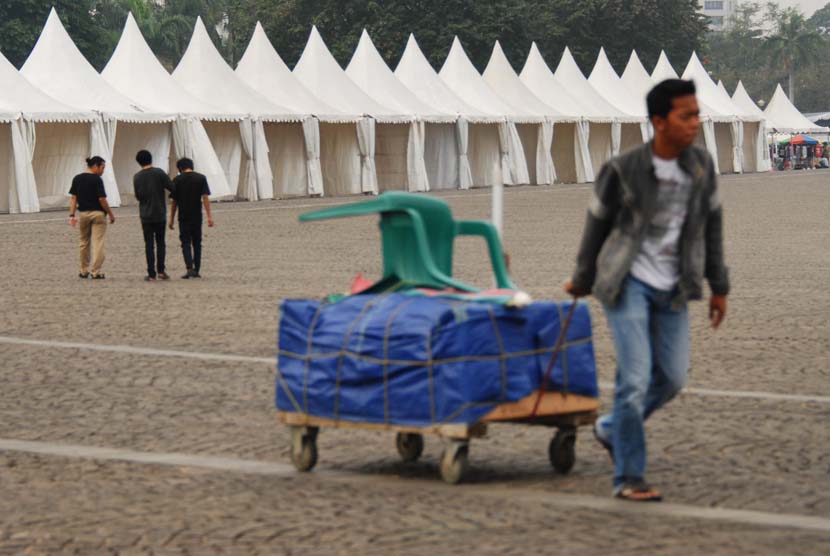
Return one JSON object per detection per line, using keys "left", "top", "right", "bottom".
{"left": 169, "top": 158, "right": 214, "bottom": 279}
{"left": 133, "top": 150, "right": 174, "bottom": 281}
{"left": 69, "top": 156, "right": 116, "bottom": 279}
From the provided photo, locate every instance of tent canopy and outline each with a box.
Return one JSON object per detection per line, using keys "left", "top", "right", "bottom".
{"left": 682, "top": 52, "right": 752, "bottom": 122}
{"left": 440, "top": 37, "right": 539, "bottom": 123}
{"left": 731, "top": 81, "right": 766, "bottom": 119}
{"left": 346, "top": 30, "right": 454, "bottom": 123}
{"left": 237, "top": 22, "right": 356, "bottom": 123}
{"left": 651, "top": 50, "right": 679, "bottom": 82}
{"left": 0, "top": 49, "right": 93, "bottom": 123}
{"left": 519, "top": 43, "right": 596, "bottom": 121}
{"left": 764, "top": 84, "right": 829, "bottom": 134}
{"left": 102, "top": 13, "right": 229, "bottom": 121}
{"left": 394, "top": 35, "right": 499, "bottom": 124}
{"left": 620, "top": 50, "right": 655, "bottom": 101}
{"left": 293, "top": 26, "right": 408, "bottom": 123}
{"left": 553, "top": 47, "right": 636, "bottom": 123}
{"left": 21, "top": 8, "right": 170, "bottom": 123}
{"left": 482, "top": 41, "right": 571, "bottom": 121}
{"left": 588, "top": 48, "right": 647, "bottom": 118}
{"left": 779, "top": 134, "right": 819, "bottom": 145}
{"left": 173, "top": 17, "right": 300, "bottom": 122}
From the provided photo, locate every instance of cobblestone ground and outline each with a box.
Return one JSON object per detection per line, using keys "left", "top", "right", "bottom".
{"left": 0, "top": 170, "right": 829, "bottom": 554}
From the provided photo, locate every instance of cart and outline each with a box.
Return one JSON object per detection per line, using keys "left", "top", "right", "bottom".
{"left": 279, "top": 390, "right": 597, "bottom": 484}
{"left": 277, "top": 192, "right": 600, "bottom": 484}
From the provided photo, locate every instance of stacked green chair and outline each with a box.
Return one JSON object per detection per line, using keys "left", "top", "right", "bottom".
{"left": 300, "top": 192, "right": 517, "bottom": 294}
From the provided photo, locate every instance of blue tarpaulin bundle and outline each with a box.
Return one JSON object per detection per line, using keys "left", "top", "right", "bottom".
{"left": 277, "top": 293, "right": 598, "bottom": 427}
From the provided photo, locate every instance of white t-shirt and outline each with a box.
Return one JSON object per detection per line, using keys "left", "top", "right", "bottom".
{"left": 630, "top": 156, "right": 692, "bottom": 291}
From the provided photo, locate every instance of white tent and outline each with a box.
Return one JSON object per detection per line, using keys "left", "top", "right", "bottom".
{"left": 174, "top": 17, "right": 302, "bottom": 201}
{"left": 237, "top": 23, "right": 364, "bottom": 197}
{"left": 553, "top": 48, "right": 643, "bottom": 177}
{"left": 620, "top": 50, "right": 654, "bottom": 100}
{"left": 763, "top": 83, "right": 829, "bottom": 135}
{"left": 482, "top": 41, "right": 558, "bottom": 186}
{"left": 682, "top": 52, "right": 745, "bottom": 174}
{"left": 439, "top": 37, "right": 530, "bottom": 188}
{"left": 519, "top": 43, "right": 595, "bottom": 183}
{"left": 101, "top": 13, "right": 231, "bottom": 201}
{"left": 395, "top": 34, "right": 503, "bottom": 191}
{"left": 346, "top": 30, "right": 456, "bottom": 192}
{"left": 590, "top": 48, "right": 648, "bottom": 119}
{"left": 21, "top": 8, "right": 176, "bottom": 208}
{"left": 0, "top": 49, "right": 96, "bottom": 213}
{"left": 586, "top": 48, "right": 650, "bottom": 160}
{"left": 294, "top": 27, "right": 414, "bottom": 195}
{"left": 717, "top": 80, "right": 770, "bottom": 173}
{"left": 732, "top": 81, "right": 772, "bottom": 172}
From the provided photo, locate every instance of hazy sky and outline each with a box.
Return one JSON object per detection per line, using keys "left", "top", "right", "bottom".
{"left": 753, "top": 0, "right": 826, "bottom": 16}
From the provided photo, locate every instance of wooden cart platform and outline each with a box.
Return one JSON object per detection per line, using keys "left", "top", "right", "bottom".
{"left": 278, "top": 391, "right": 599, "bottom": 484}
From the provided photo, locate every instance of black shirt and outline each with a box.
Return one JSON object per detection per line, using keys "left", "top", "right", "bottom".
{"left": 69, "top": 173, "right": 106, "bottom": 213}
{"left": 171, "top": 172, "right": 211, "bottom": 222}
{"left": 134, "top": 167, "right": 174, "bottom": 223}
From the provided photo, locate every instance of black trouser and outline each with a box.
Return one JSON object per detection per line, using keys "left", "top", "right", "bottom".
{"left": 141, "top": 221, "right": 166, "bottom": 277}
{"left": 179, "top": 219, "right": 203, "bottom": 272}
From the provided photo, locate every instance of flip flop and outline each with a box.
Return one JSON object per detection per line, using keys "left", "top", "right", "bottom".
{"left": 614, "top": 481, "right": 662, "bottom": 502}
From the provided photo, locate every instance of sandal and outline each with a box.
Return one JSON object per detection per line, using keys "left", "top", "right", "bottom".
{"left": 614, "top": 481, "right": 662, "bottom": 502}
{"left": 144, "top": 276, "right": 156, "bottom": 282}
{"left": 91, "top": 273, "right": 106, "bottom": 280}
{"left": 78, "top": 273, "right": 89, "bottom": 279}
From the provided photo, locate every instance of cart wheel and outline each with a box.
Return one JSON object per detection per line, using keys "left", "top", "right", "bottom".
{"left": 440, "top": 440, "right": 469, "bottom": 484}
{"left": 395, "top": 432, "right": 424, "bottom": 463}
{"left": 549, "top": 428, "right": 576, "bottom": 474}
{"left": 290, "top": 426, "right": 319, "bottom": 472}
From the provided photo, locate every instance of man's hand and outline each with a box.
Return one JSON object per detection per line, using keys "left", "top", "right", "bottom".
{"left": 709, "top": 295, "right": 727, "bottom": 329}
{"left": 563, "top": 279, "right": 590, "bottom": 298}
{"left": 69, "top": 216, "right": 77, "bottom": 228}
{"left": 108, "top": 213, "right": 116, "bottom": 224}
{"left": 168, "top": 219, "right": 175, "bottom": 231}
{"left": 207, "top": 216, "right": 215, "bottom": 228}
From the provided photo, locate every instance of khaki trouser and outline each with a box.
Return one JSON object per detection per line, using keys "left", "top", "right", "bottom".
{"left": 79, "top": 211, "right": 107, "bottom": 275}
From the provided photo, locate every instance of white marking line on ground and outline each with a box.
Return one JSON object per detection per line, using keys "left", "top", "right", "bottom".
{"left": 2, "top": 438, "right": 829, "bottom": 534}
{"left": 0, "top": 185, "right": 591, "bottom": 225}
{"left": 0, "top": 336, "right": 272, "bottom": 365}
{"left": 2, "top": 335, "right": 829, "bottom": 405}
{"left": 597, "top": 381, "right": 830, "bottom": 404}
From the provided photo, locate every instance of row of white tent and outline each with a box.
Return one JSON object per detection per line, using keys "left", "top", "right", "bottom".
{"left": 0, "top": 8, "right": 825, "bottom": 214}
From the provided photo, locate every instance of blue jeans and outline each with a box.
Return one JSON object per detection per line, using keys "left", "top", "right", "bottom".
{"left": 600, "top": 275, "right": 689, "bottom": 487}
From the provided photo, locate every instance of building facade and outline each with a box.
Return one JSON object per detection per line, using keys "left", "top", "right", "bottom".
{"left": 699, "top": 0, "right": 738, "bottom": 30}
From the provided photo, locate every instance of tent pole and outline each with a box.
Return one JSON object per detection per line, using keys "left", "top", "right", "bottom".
{"left": 492, "top": 182, "right": 504, "bottom": 238}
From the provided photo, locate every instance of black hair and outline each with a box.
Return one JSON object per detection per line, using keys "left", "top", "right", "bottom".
{"left": 135, "top": 149, "right": 152, "bottom": 166}
{"left": 86, "top": 156, "right": 105, "bottom": 168}
{"left": 647, "top": 79, "right": 697, "bottom": 119}
{"left": 176, "top": 157, "right": 194, "bottom": 172}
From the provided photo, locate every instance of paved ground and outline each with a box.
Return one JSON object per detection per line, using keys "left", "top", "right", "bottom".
{"left": 0, "top": 170, "right": 829, "bottom": 554}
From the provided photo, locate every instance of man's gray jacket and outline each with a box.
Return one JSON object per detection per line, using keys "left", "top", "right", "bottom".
{"left": 571, "top": 141, "right": 730, "bottom": 308}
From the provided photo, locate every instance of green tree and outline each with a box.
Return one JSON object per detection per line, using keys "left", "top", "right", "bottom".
{"left": 764, "top": 7, "right": 825, "bottom": 104}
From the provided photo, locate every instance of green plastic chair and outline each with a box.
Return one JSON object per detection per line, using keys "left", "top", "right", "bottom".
{"left": 299, "top": 192, "right": 517, "bottom": 294}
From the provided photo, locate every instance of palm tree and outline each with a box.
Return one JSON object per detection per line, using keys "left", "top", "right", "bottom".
{"left": 764, "top": 8, "right": 824, "bottom": 104}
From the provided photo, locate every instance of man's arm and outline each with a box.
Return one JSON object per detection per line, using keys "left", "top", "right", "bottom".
{"left": 164, "top": 172, "right": 175, "bottom": 194}
{"left": 169, "top": 199, "right": 177, "bottom": 230}
{"left": 100, "top": 197, "right": 115, "bottom": 224}
{"left": 202, "top": 195, "right": 214, "bottom": 227}
{"left": 68, "top": 196, "right": 78, "bottom": 228}
{"left": 704, "top": 162, "right": 729, "bottom": 329}
{"left": 133, "top": 176, "right": 143, "bottom": 202}
{"left": 565, "top": 163, "right": 620, "bottom": 297}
